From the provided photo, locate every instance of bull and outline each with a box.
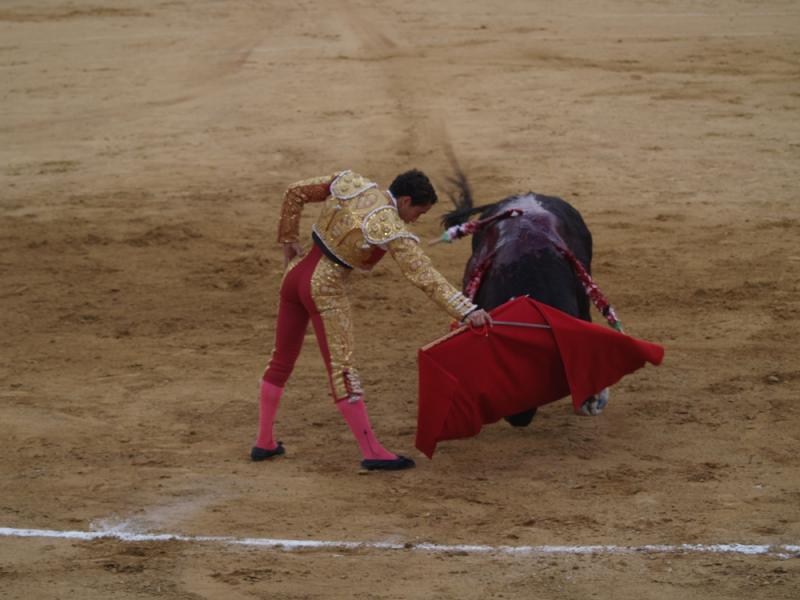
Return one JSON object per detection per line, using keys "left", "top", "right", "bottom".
{"left": 440, "top": 169, "right": 612, "bottom": 424}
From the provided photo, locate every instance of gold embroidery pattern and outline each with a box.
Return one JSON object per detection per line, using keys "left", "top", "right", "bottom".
{"left": 263, "top": 292, "right": 285, "bottom": 378}
{"left": 352, "top": 187, "right": 386, "bottom": 210}
{"left": 362, "top": 206, "right": 419, "bottom": 245}
{"left": 277, "top": 175, "right": 335, "bottom": 244}
{"left": 387, "top": 237, "right": 477, "bottom": 320}
{"left": 343, "top": 368, "right": 364, "bottom": 398}
{"left": 330, "top": 170, "right": 377, "bottom": 200}
{"left": 310, "top": 255, "right": 360, "bottom": 400}
{"left": 313, "top": 188, "right": 394, "bottom": 270}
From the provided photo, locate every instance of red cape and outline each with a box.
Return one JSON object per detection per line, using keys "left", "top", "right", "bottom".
{"left": 415, "top": 297, "right": 664, "bottom": 458}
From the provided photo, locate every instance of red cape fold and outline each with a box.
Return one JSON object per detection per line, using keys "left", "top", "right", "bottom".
{"left": 415, "top": 297, "right": 664, "bottom": 458}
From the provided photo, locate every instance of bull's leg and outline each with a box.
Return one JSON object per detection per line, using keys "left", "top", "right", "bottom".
{"left": 504, "top": 408, "right": 537, "bottom": 427}
{"left": 579, "top": 388, "right": 610, "bottom": 416}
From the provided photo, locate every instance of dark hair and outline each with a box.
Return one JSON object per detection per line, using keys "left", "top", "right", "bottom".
{"left": 389, "top": 169, "right": 438, "bottom": 206}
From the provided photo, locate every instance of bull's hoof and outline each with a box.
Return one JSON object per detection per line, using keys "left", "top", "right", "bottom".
{"left": 579, "top": 389, "right": 610, "bottom": 416}
{"left": 504, "top": 408, "right": 537, "bottom": 427}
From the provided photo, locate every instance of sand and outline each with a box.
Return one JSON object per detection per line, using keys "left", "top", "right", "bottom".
{"left": 1, "top": 0, "right": 798, "bottom": 598}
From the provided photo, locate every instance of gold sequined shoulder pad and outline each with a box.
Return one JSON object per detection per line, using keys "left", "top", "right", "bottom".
{"left": 330, "top": 170, "right": 377, "bottom": 200}
{"left": 288, "top": 174, "right": 337, "bottom": 188}
{"left": 362, "top": 206, "right": 420, "bottom": 245}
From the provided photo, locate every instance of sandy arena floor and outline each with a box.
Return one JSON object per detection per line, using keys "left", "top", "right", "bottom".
{"left": 1, "top": 1, "right": 799, "bottom": 598}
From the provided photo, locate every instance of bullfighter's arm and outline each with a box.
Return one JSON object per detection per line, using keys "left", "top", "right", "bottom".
{"left": 276, "top": 174, "right": 336, "bottom": 244}
{"left": 363, "top": 206, "right": 477, "bottom": 321}
{"left": 388, "top": 237, "right": 478, "bottom": 320}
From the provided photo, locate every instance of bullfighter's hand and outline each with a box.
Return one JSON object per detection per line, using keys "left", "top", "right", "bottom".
{"left": 465, "top": 309, "right": 493, "bottom": 328}
{"left": 283, "top": 242, "right": 304, "bottom": 267}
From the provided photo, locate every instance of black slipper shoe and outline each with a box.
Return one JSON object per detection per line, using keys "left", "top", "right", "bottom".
{"left": 251, "top": 441, "right": 285, "bottom": 462}
{"left": 360, "top": 455, "right": 415, "bottom": 471}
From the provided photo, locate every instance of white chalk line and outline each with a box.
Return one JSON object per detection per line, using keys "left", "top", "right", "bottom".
{"left": 1, "top": 526, "right": 798, "bottom": 559}
{"left": 7, "top": 25, "right": 797, "bottom": 50}
{"left": 587, "top": 13, "right": 800, "bottom": 18}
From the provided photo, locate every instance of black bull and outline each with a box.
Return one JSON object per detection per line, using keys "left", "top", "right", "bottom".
{"left": 442, "top": 180, "right": 609, "bottom": 423}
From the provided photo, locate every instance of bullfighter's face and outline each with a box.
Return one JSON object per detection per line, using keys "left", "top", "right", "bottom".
{"left": 396, "top": 196, "right": 432, "bottom": 223}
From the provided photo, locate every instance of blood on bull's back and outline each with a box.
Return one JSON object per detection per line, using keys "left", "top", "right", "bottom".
{"left": 460, "top": 193, "right": 593, "bottom": 322}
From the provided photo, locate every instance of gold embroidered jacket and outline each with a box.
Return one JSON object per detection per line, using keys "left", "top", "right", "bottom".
{"left": 276, "top": 170, "right": 477, "bottom": 321}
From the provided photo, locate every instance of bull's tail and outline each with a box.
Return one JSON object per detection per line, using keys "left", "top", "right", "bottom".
{"left": 441, "top": 155, "right": 497, "bottom": 228}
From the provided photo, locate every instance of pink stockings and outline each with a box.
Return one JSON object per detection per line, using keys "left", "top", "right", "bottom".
{"left": 335, "top": 397, "right": 396, "bottom": 461}
{"left": 254, "top": 380, "right": 282, "bottom": 451}
{"left": 253, "top": 380, "right": 396, "bottom": 461}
